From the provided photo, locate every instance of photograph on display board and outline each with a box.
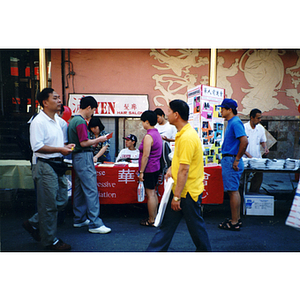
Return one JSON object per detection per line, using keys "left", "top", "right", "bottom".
{"left": 193, "top": 96, "right": 201, "bottom": 113}
{"left": 188, "top": 85, "right": 224, "bottom": 166}
{"left": 200, "top": 100, "right": 224, "bottom": 166}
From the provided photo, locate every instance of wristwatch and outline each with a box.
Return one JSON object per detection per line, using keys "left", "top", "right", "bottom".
{"left": 173, "top": 196, "right": 180, "bottom": 202}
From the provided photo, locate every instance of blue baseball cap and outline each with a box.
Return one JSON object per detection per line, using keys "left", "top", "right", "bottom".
{"left": 220, "top": 98, "right": 238, "bottom": 109}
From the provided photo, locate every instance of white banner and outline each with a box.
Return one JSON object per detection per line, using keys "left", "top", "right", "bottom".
{"left": 201, "top": 85, "right": 225, "bottom": 101}
{"left": 68, "top": 94, "right": 149, "bottom": 117}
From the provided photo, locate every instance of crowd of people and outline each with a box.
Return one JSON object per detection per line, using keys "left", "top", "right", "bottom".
{"left": 22, "top": 88, "right": 268, "bottom": 251}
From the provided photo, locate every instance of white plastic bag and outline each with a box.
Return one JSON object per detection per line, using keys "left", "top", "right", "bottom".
{"left": 154, "top": 177, "right": 174, "bottom": 227}
{"left": 137, "top": 181, "right": 145, "bottom": 202}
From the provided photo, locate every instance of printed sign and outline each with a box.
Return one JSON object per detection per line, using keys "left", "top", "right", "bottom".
{"left": 201, "top": 85, "right": 225, "bottom": 101}
{"left": 68, "top": 94, "right": 149, "bottom": 117}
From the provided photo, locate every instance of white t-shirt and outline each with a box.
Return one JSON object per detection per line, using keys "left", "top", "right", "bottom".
{"left": 155, "top": 121, "right": 177, "bottom": 141}
{"left": 115, "top": 148, "right": 140, "bottom": 162}
{"left": 244, "top": 121, "right": 267, "bottom": 158}
{"left": 58, "top": 117, "right": 68, "bottom": 144}
{"left": 30, "top": 111, "right": 66, "bottom": 164}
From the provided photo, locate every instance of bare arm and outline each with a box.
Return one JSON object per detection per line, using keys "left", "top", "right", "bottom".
{"left": 162, "top": 136, "right": 175, "bottom": 143}
{"left": 232, "top": 136, "right": 248, "bottom": 171}
{"left": 36, "top": 144, "right": 75, "bottom": 156}
{"left": 93, "top": 145, "right": 108, "bottom": 162}
{"left": 138, "top": 134, "right": 153, "bottom": 181}
{"left": 171, "top": 163, "right": 190, "bottom": 211}
{"left": 244, "top": 150, "right": 252, "bottom": 158}
{"left": 80, "top": 135, "right": 107, "bottom": 148}
{"left": 261, "top": 141, "right": 269, "bottom": 155}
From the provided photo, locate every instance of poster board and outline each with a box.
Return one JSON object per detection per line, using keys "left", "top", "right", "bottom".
{"left": 188, "top": 85, "right": 225, "bottom": 166}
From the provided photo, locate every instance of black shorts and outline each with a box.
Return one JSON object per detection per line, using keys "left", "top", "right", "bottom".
{"left": 143, "top": 170, "right": 160, "bottom": 190}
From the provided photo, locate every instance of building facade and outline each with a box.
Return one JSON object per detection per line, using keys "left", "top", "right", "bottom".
{"left": 1, "top": 49, "right": 300, "bottom": 159}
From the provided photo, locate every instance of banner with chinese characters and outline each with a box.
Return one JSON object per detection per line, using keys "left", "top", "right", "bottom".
{"left": 201, "top": 166, "right": 223, "bottom": 204}
{"left": 94, "top": 165, "right": 164, "bottom": 204}
{"left": 68, "top": 94, "right": 149, "bottom": 117}
{"left": 188, "top": 85, "right": 225, "bottom": 166}
{"left": 90, "top": 165, "right": 223, "bottom": 205}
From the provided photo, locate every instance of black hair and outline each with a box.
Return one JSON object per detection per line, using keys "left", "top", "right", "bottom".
{"left": 88, "top": 117, "right": 105, "bottom": 132}
{"left": 128, "top": 135, "right": 137, "bottom": 147}
{"left": 80, "top": 96, "right": 98, "bottom": 110}
{"left": 37, "top": 88, "right": 54, "bottom": 108}
{"left": 130, "top": 140, "right": 137, "bottom": 147}
{"left": 223, "top": 107, "right": 238, "bottom": 115}
{"left": 141, "top": 110, "right": 157, "bottom": 126}
{"left": 250, "top": 108, "right": 262, "bottom": 119}
{"left": 169, "top": 99, "right": 189, "bottom": 121}
{"left": 154, "top": 108, "right": 165, "bottom": 117}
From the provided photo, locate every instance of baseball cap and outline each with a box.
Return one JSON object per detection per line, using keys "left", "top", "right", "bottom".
{"left": 123, "top": 134, "right": 137, "bottom": 143}
{"left": 220, "top": 98, "right": 238, "bottom": 109}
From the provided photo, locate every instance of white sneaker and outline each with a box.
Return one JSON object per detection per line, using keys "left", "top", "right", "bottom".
{"left": 88, "top": 225, "right": 111, "bottom": 234}
{"left": 73, "top": 219, "right": 90, "bottom": 228}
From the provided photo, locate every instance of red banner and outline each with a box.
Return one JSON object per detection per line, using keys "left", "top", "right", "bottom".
{"left": 94, "top": 165, "right": 223, "bottom": 205}
{"left": 201, "top": 166, "right": 224, "bottom": 204}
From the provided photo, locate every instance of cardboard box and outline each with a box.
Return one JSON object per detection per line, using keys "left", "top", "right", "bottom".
{"left": 245, "top": 195, "right": 274, "bottom": 216}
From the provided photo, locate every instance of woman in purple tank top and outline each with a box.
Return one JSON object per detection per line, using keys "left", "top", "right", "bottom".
{"left": 138, "top": 110, "right": 163, "bottom": 226}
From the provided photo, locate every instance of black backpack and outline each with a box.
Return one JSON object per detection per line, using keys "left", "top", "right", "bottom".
{"left": 160, "top": 141, "right": 172, "bottom": 174}
{"left": 16, "top": 114, "right": 38, "bottom": 163}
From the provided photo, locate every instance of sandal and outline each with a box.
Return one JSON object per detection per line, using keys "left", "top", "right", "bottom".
{"left": 238, "top": 219, "right": 242, "bottom": 227}
{"left": 218, "top": 219, "right": 240, "bottom": 231}
{"left": 140, "top": 218, "right": 155, "bottom": 227}
{"left": 222, "top": 218, "right": 242, "bottom": 227}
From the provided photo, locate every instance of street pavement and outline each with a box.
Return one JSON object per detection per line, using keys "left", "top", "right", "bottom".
{"left": 1, "top": 172, "right": 300, "bottom": 300}
{"left": 1, "top": 172, "right": 300, "bottom": 252}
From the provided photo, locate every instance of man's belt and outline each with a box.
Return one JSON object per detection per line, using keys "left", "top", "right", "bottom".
{"left": 38, "top": 157, "right": 63, "bottom": 162}
{"left": 37, "top": 157, "right": 68, "bottom": 176}
{"left": 73, "top": 149, "right": 93, "bottom": 154}
{"left": 222, "top": 154, "right": 236, "bottom": 158}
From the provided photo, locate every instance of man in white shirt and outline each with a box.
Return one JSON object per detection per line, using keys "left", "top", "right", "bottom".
{"left": 29, "top": 107, "right": 68, "bottom": 165}
{"left": 154, "top": 108, "right": 177, "bottom": 143}
{"left": 116, "top": 134, "right": 139, "bottom": 162}
{"left": 244, "top": 108, "right": 269, "bottom": 193}
{"left": 22, "top": 88, "right": 74, "bottom": 251}
{"left": 25, "top": 106, "right": 69, "bottom": 233}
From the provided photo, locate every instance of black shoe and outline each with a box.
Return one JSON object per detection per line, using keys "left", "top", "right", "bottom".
{"left": 45, "top": 239, "right": 71, "bottom": 251}
{"left": 22, "top": 220, "right": 41, "bottom": 241}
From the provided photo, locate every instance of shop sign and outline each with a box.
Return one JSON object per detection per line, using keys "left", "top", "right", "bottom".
{"left": 68, "top": 94, "right": 149, "bottom": 117}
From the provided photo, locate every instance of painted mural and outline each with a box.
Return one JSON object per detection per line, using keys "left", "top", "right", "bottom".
{"left": 217, "top": 56, "right": 239, "bottom": 99}
{"left": 150, "top": 49, "right": 209, "bottom": 106}
{"left": 150, "top": 49, "right": 300, "bottom": 116}
{"left": 239, "top": 49, "right": 287, "bottom": 115}
{"left": 286, "top": 49, "right": 300, "bottom": 107}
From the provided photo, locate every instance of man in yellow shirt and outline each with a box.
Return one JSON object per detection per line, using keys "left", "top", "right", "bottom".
{"left": 147, "top": 100, "right": 211, "bottom": 251}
